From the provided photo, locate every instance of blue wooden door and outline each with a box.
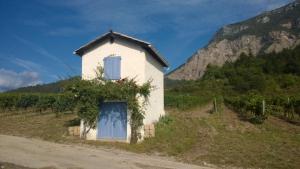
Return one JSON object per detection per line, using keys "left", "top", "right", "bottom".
{"left": 98, "top": 102, "right": 127, "bottom": 140}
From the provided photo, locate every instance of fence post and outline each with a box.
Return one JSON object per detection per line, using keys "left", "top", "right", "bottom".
{"left": 287, "top": 97, "right": 290, "bottom": 118}
{"left": 262, "top": 100, "right": 265, "bottom": 115}
{"left": 214, "top": 98, "right": 218, "bottom": 113}
{"left": 287, "top": 97, "right": 294, "bottom": 119}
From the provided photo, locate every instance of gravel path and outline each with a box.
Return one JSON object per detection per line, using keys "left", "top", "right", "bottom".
{"left": 0, "top": 135, "right": 214, "bottom": 169}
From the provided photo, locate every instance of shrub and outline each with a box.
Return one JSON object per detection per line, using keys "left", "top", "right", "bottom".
{"left": 0, "top": 94, "right": 17, "bottom": 111}
{"left": 53, "top": 94, "right": 75, "bottom": 115}
{"left": 225, "top": 93, "right": 268, "bottom": 124}
{"left": 36, "top": 94, "right": 56, "bottom": 112}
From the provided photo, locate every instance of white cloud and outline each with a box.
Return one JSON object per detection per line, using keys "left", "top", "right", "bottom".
{"left": 13, "top": 35, "right": 77, "bottom": 75}
{"left": 0, "top": 69, "right": 42, "bottom": 92}
{"left": 1, "top": 54, "right": 64, "bottom": 82}
{"left": 11, "top": 57, "right": 42, "bottom": 71}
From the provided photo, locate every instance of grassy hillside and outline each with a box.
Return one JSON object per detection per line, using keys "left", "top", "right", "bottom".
{"left": 1, "top": 104, "right": 299, "bottom": 169}
{"left": 132, "top": 45, "right": 300, "bottom": 168}
{"left": 165, "top": 45, "right": 300, "bottom": 123}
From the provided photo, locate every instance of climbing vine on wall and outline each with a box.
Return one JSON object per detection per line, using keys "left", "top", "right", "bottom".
{"left": 66, "top": 67, "right": 152, "bottom": 144}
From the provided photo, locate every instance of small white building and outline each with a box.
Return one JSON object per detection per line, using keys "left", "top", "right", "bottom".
{"left": 74, "top": 31, "right": 169, "bottom": 142}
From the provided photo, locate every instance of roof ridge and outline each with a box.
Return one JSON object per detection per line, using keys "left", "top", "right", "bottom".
{"left": 111, "top": 31, "right": 151, "bottom": 45}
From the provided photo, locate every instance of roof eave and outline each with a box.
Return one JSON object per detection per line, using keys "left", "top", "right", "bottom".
{"left": 144, "top": 45, "right": 169, "bottom": 67}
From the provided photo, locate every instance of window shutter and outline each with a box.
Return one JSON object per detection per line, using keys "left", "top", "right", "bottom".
{"left": 113, "top": 57, "right": 121, "bottom": 79}
{"left": 104, "top": 57, "right": 112, "bottom": 79}
{"left": 104, "top": 56, "right": 121, "bottom": 80}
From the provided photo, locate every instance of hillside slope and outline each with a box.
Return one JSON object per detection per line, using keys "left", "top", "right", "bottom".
{"left": 7, "top": 76, "right": 80, "bottom": 93}
{"left": 167, "top": 0, "right": 300, "bottom": 80}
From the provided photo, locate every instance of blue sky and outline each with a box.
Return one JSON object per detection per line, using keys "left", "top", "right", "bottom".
{"left": 0, "top": 0, "right": 293, "bottom": 91}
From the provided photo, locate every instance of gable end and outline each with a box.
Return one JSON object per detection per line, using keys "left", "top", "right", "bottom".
{"left": 74, "top": 31, "right": 169, "bottom": 67}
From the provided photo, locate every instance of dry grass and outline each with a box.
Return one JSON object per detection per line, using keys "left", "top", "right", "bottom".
{"left": 198, "top": 108, "right": 300, "bottom": 169}
{"left": 0, "top": 106, "right": 299, "bottom": 169}
{"left": 0, "top": 113, "right": 76, "bottom": 142}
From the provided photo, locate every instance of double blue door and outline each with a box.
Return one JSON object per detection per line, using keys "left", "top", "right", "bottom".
{"left": 97, "top": 102, "right": 127, "bottom": 140}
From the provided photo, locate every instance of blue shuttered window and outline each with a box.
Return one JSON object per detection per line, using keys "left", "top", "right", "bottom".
{"left": 104, "top": 56, "right": 121, "bottom": 80}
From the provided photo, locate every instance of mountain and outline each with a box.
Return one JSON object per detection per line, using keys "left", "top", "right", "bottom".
{"left": 7, "top": 76, "right": 80, "bottom": 93}
{"left": 167, "top": 0, "right": 300, "bottom": 80}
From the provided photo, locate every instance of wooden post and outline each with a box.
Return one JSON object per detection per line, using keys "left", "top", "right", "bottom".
{"left": 262, "top": 100, "right": 265, "bottom": 115}
{"left": 287, "top": 97, "right": 290, "bottom": 118}
{"left": 214, "top": 98, "right": 218, "bottom": 113}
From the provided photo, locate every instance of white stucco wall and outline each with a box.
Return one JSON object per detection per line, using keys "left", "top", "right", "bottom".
{"left": 82, "top": 38, "right": 146, "bottom": 84}
{"left": 144, "top": 52, "right": 165, "bottom": 124}
{"left": 79, "top": 38, "right": 165, "bottom": 142}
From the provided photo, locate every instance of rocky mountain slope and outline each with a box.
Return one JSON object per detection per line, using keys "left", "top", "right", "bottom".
{"left": 167, "top": 0, "right": 300, "bottom": 80}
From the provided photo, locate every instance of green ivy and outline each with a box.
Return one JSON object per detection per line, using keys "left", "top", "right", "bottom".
{"left": 66, "top": 66, "right": 152, "bottom": 144}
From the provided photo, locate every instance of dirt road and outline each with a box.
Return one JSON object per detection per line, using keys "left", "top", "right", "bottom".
{"left": 0, "top": 135, "right": 214, "bottom": 169}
